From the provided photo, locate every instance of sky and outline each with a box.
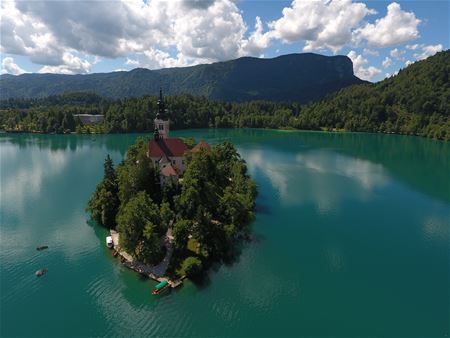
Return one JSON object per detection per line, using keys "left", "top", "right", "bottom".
{"left": 0, "top": 0, "right": 448, "bottom": 82}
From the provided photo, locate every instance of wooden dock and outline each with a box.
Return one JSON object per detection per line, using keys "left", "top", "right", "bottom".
{"left": 169, "top": 276, "right": 186, "bottom": 289}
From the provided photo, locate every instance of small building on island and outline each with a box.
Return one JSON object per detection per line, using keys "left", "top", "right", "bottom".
{"left": 148, "top": 89, "right": 209, "bottom": 184}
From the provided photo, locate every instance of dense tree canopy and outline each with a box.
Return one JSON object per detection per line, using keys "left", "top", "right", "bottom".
{"left": 86, "top": 137, "right": 257, "bottom": 277}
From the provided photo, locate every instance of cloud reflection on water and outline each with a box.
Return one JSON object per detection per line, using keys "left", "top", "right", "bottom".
{"left": 1, "top": 143, "right": 69, "bottom": 215}
{"left": 242, "top": 147, "right": 389, "bottom": 214}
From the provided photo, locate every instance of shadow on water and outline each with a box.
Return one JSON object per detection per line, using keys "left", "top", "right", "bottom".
{"left": 255, "top": 203, "right": 271, "bottom": 215}
{"left": 254, "top": 191, "right": 271, "bottom": 215}
{"left": 194, "top": 235, "right": 251, "bottom": 290}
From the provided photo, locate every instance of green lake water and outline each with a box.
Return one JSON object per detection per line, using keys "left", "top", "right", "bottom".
{"left": 1, "top": 129, "right": 449, "bottom": 337}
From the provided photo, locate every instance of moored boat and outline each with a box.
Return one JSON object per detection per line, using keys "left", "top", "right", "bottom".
{"left": 152, "top": 280, "right": 169, "bottom": 295}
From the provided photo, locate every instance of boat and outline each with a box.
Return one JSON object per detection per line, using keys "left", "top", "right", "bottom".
{"left": 106, "top": 236, "right": 113, "bottom": 248}
{"left": 35, "top": 268, "right": 48, "bottom": 277}
{"left": 152, "top": 280, "right": 169, "bottom": 295}
{"left": 36, "top": 245, "right": 48, "bottom": 251}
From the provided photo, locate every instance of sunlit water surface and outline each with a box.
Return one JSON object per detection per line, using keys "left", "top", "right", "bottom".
{"left": 1, "top": 129, "right": 448, "bottom": 337}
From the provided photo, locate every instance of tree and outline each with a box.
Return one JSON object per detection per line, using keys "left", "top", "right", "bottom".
{"left": 172, "top": 219, "right": 192, "bottom": 250}
{"left": 178, "top": 256, "right": 202, "bottom": 277}
{"left": 116, "top": 191, "right": 161, "bottom": 259}
{"left": 159, "top": 202, "right": 174, "bottom": 232}
{"left": 137, "top": 220, "right": 163, "bottom": 264}
{"left": 86, "top": 155, "right": 119, "bottom": 228}
{"left": 161, "top": 177, "right": 179, "bottom": 205}
{"left": 117, "top": 139, "right": 160, "bottom": 204}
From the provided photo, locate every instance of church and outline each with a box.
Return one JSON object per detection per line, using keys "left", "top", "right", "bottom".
{"left": 147, "top": 90, "right": 210, "bottom": 184}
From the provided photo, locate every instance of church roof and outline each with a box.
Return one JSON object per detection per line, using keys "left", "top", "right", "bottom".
{"left": 161, "top": 164, "right": 178, "bottom": 177}
{"left": 148, "top": 138, "right": 188, "bottom": 157}
{"left": 191, "top": 140, "right": 211, "bottom": 153}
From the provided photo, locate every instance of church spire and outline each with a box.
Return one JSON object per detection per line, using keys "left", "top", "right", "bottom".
{"left": 156, "top": 87, "right": 166, "bottom": 120}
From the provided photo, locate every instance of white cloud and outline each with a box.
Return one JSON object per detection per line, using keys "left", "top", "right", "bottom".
{"left": 268, "top": 0, "right": 375, "bottom": 53}
{"left": 414, "top": 44, "right": 443, "bottom": 60}
{"left": 353, "top": 2, "right": 420, "bottom": 48}
{"left": 171, "top": 0, "right": 246, "bottom": 62}
{"left": 240, "top": 16, "right": 271, "bottom": 56}
{"left": 406, "top": 43, "right": 420, "bottom": 50}
{"left": 347, "top": 50, "right": 381, "bottom": 81}
{"left": 1, "top": 56, "right": 27, "bottom": 75}
{"left": 141, "top": 49, "right": 189, "bottom": 69}
{"left": 125, "top": 58, "right": 139, "bottom": 66}
{"left": 39, "top": 52, "right": 91, "bottom": 74}
{"left": 0, "top": 0, "right": 247, "bottom": 71}
{"left": 363, "top": 48, "right": 379, "bottom": 56}
{"left": 92, "top": 56, "right": 102, "bottom": 65}
{"left": 382, "top": 57, "right": 392, "bottom": 68}
{"left": 390, "top": 48, "right": 406, "bottom": 60}
{"left": 405, "top": 60, "right": 414, "bottom": 67}
{"left": 0, "top": 0, "right": 427, "bottom": 74}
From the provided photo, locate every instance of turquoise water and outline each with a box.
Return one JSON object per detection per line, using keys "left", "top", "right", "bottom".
{"left": 1, "top": 129, "right": 448, "bottom": 337}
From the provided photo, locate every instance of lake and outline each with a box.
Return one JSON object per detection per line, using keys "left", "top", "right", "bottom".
{"left": 1, "top": 129, "right": 448, "bottom": 337}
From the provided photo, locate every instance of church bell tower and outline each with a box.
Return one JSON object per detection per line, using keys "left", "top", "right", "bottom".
{"left": 154, "top": 88, "right": 170, "bottom": 139}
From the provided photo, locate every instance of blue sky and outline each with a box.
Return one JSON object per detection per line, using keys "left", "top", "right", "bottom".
{"left": 1, "top": 0, "right": 448, "bottom": 82}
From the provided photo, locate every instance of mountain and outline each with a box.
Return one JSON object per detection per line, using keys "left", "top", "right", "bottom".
{"left": 295, "top": 50, "right": 450, "bottom": 139}
{"left": 0, "top": 53, "right": 364, "bottom": 103}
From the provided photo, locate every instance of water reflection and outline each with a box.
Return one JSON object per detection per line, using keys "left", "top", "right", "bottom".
{"left": 422, "top": 215, "right": 449, "bottom": 242}
{"left": 0, "top": 133, "right": 145, "bottom": 155}
{"left": 0, "top": 131, "right": 448, "bottom": 337}
{"left": 1, "top": 143, "right": 69, "bottom": 214}
{"left": 243, "top": 147, "right": 389, "bottom": 214}
{"left": 190, "top": 129, "right": 449, "bottom": 203}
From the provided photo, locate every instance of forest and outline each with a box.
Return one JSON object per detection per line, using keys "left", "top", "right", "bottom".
{"left": 0, "top": 51, "right": 448, "bottom": 140}
{"left": 87, "top": 138, "right": 257, "bottom": 277}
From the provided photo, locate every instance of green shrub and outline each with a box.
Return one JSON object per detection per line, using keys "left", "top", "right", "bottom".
{"left": 178, "top": 256, "right": 202, "bottom": 277}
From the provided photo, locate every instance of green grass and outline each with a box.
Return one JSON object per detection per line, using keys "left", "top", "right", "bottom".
{"left": 187, "top": 238, "right": 199, "bottom": 254}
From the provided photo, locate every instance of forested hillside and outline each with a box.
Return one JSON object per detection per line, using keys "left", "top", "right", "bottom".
{"left": 0, "top": 53, "right": 363, "bottom": 103}
{"left": 0, "top": 51, "right": 448, "bottom": 140}
{"left": 296, "top": 50, "right": 449, "bottom": 139}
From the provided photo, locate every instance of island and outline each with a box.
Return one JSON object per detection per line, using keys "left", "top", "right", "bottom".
{"left": 87, "top": 91, "right": 257, "bottom": 291}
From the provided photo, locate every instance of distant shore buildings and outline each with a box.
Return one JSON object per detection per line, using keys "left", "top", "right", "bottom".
{"left": 73, "top": 114, "right": 104, "bottom": 125}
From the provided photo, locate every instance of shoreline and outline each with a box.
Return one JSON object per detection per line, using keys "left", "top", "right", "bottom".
{"left": 0, "top": 127, "right": 443, "bottom": 141}
{"left": 109, "top": 230, "right": 184, "bottom": 289}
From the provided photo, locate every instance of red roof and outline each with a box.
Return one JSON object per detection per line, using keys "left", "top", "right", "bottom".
{"left": 161, "top": 164, "right": 178, "bottom": 177}
{"left": 191, "top": 140, "right": 211, "bottom": 153}
{"left": 148, "top": 138, "right": 188, "bottom": 157}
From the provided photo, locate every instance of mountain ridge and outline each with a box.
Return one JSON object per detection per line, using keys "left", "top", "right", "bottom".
{"left": 0, "top": 53, "right": 365, "bottom": 102}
